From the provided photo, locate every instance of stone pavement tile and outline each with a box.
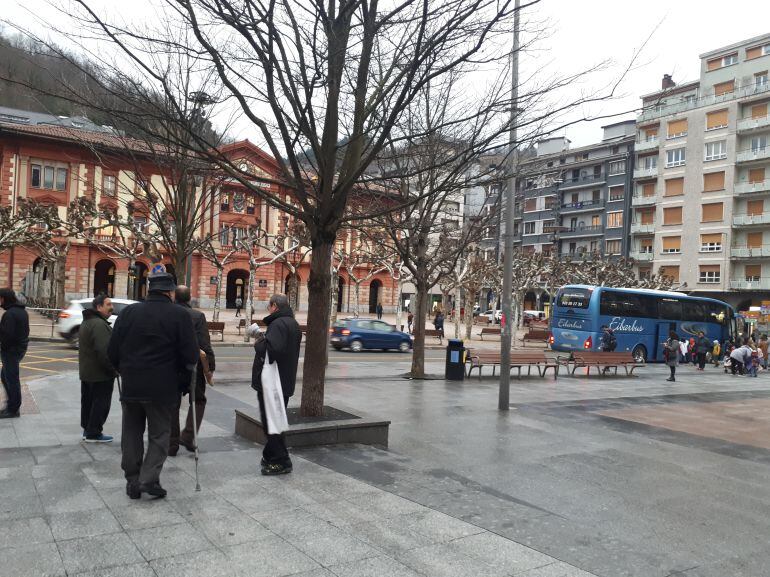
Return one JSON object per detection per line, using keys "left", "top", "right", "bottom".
{"left": 395, "top": 542, "right": 511, "bottom": 577}
{"left": 172, "top": 492, "right": 243, "bottom": 521}
{"left": 0, "top": 541, "right": 65, "bottom": 577}
{"left": 0, "top": 477, "right": 39, "bottom": 499}
{"left": 346, "top": 491, "right": 425, "bottom": 518}
{"left": 150, "top": 548, "right": 236, "bottom": 577}
{"left": 328, "top": 554, "right": 424, "bottom": 577}
{"left": 30, "top": 444, "right": 94, "bottom": 465}
{"left": 0, "top": 491, "right": 45, "bottom": 521}
{"left": 0, "top": 516, "right": 53, "bottom": 549}
{"left": 48, "top": 509, "right": 122, "bottom": 541}
{"left": 81, "top": 463, "right": 128, "bottom": 490}
{"left": 192, "top": 510, "right": 272, "bottom": 547}
{"left": 70, "top": 562, "right": 156, "bottom": 577}
{"left": 284, "top": 524, "right": 383, "bottom": 567}
{"left": 36, "top": 478, "right": 106, "bottom": 515}
{"left": 128, "top": 521, "right": 214, "bottom": 561}
{"left": 250, "top": 506, "right": 339, "bottom": 538}
{"left": 57, "top": 533, "right": 145, "bottom": 575}
{"left": 397, "top": 509, "right": 485, "bottom": 542}
{"left": 225, "top": 535, "right": 321, "bottom": 577}
{"left": 220, "top": 486, "right": 313, "bottom": 514}
{"left": 0, "top": 423, "right": 19, "bottom": 448}
{"left": 112, "top": 500, "right": 187, "bottom": 531}
{"left": 289, "top": 569, "right": 336, "bottom": 577}
{"left": 515, "top": 561, "right": 598, "bottom": 577}
{"left": 451, "top": 532, "right": 561, "bottom": 575}
{"left": 302, "top": 499, "right": 385, "bottom": 527}
{"left": 347, "top": 517, "right": 436, "bottom": 554}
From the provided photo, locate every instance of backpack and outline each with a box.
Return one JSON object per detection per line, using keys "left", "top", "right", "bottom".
{"left": 607, "top": 333, "right": 617, "bottom": 352}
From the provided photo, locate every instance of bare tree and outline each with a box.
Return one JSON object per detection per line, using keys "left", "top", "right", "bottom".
{"left": 199, "top": 239, "right": 239, "bottom": 322}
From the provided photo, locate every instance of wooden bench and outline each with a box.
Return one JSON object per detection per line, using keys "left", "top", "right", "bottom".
{"left": 480, "top": 327, "right": 501, "bottom": 340}
{"left": 466, "top": 350, "right": 558, "bottom": 380}
{"left": 474, "top": 316, "right": 491, "bottom": 325}
{"left": 558, "top": 351, "right": 644, "bottom": 376}
{"left": 521, "top": 328, "right": 550, "bottom": 347}
{"left": 236, "top": 318, "right": 265, "bottom": 334}
{"left": 207, "top": 321, "right": 225, "bottom": 341}
{"left": 424, "top": 328, "right": 444, "bottom": 344}
{"left": 529, "top": 321, "right": 549, "bottom": 331}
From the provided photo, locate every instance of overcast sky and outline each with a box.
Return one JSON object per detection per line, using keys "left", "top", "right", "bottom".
{"left": 3, "top": 0, "right": 770, "bottom": 147}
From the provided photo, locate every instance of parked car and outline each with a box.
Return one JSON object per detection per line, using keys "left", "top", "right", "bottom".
{"left": 330, "top": 318, "right": 412, "bottom": 352}
{"left": 57, "top": 298, "right": 138, "bottom": 348}
{"left": 523, "top": 310, "right": 547, "bottom": 326}
{"left": 480, "top": 309, "right": 502, "bottom": 323}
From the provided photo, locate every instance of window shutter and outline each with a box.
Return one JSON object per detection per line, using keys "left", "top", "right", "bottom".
{"left": 661, "top": 266, "right": 680, "bottom": 282}
{"left": 747, "top": 199, "right": 764, "bottom": 215}
{"left": 667, "top": 119, "right": 688, "bottom": 137}
{"left": 642, "top": 183, "right": 656, "bottom": 197}
{"left": 640, "top": 210, "right": 654, "bottom": 225}
{"left": 748, "top": 232, "right": 763, "bottom": 248}
{"left": 745, "top": 264, "right": 762, "bottom": 278}
{"left": 524, "top": 198, "right": 536, "bottom": 211}
{"left": 714, "top": 80, "right": 735, "bottom": 96}
{"left": 641, "top": 238, "right": 653, "bottom": 249}
{"left": 703, "top": 172, "right": 725, "bottom": 192}
{"left": 701, "top": 233, "right": 722, "bottom": 244}
{"left": 706, "top": 109, "right": 728, "bottom": 129}
{"left": 701, "top": 202, "right": 723, "bottom": 222}
{"left": 707, "top": 58, "right": 721, "bottom": 71}
{"left": 662, "top": 237, "right": 681, "bottom": 251}
{"left": 747, "top": 46, "right": 763, "bottom": 60}
{"left": 645, "top": 126, "right": 659, "bottom": 138}
{"left": 663, "top": 207, "right": 682, "bottom": 225}
{"left": 665, "top": 178, "right": 684, "bottom": 196}
{"left": 749, "top": 168, "right": 766, "bottom": 183}
{"left": 752, "top": 103, "right": 768, "bottom": 119}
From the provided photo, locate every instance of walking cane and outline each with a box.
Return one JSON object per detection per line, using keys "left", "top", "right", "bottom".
{"left": 189, "top": 364, "right": 201, "bottom": 492}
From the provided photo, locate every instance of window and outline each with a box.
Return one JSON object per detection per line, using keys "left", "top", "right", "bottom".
{"left": 659, "top": 297, "right": 682, "bottom": 319}
{"left": 662, "top": 236, "right": 681, "bottom": 254}
{"left": 701, "top": 202, "right": 723, "bottom": 222}
{"left": 639, "top": 209, "right": 655, "bottom": 225}
{"left": 704, "top": 172, "right": 725, "bottom": 192}
{"left": 706, "top": 110, "right": 728, "bottom": 130}
{"left": 132, "top": 216, "right": 148, "bottom": 232}
{"left": 641, "top": 183, "right": 656, "bottom": 197}
{"left": 750, "top": 168, "right": 766, "bottom": 183}
{"left": 639, "top": 154, "right": 657, "bottom": 170}
{"left": 31, "top": 164, "right": 41, "bottom": 188}
{"left": 643, "top": 126, "right": 659, "bottom": 141}
{"left": 714, "top": 80, "right": 735, "bottom": 96}
{"left": 542, "top": 219, "right": 555, "bottom": 233}
{"left": 699, "top": 265, "right": 720, "bottom": 284}
{"left": 664, "top": 178, "right": 684, "bottom": 197}
{"left": 608, "top": 160, "right": 626, "bottom": 175}
{"left": 524, "top": 222, "right": 536, "bottom": 235}
{"left": 524, "top": 198, "right": 537, "bottom": 212}
{"left": 246, "top": 196, "right": 256, "bottom": 215}
{"left": 667, "top": 119, "right": 688, "bottom": 139}
{"left": 683, "top": 301, "right": 708, "bottom": 323}
{"left": 751, "top": 136, "right": 768, "bottom": 152}
{"left": 700, "top": 233, "right": 722, "bottom": 252}
{"left": 55, "top": 168, "right": 67, "bottom": 191}
{"left": 639, "top": 268, "right": 652, "bottom": 280}
{"left": 659, "top": 268, "right": 680, "bottom": 284}
{"left": 606, "top": 239, "right": 621, "bottom": 254}
{"left": 666, "top": 148, "right": 686, "bottom": 168}
{"left": 599, "top": 291, "right": 656, "bottom": 318}
{"left": 747, "top": 199, "right": 764, "bottom": 216}
{"left": 748, "top": 232, "right": 763, "bottom": 248}
{"left": 103, "top": 175, "right": 117, "bottom": 197}
{"left": 609, "top": 186, "right": 624, "bottom": 201}
{"left": 640, "top": 238, "right": 653, "bottom": 253}
{"left": 745, "top": 265, "right": 762, "bottom": 282}
{"left": 705, "top": 140, "right": 727, "bottom": 161}
{"left": 43, "top": 166, "right": 54, "bottom": 189}
{"left": 756, "top": 72, "right": 768, "bottom": 87}
{"left": 557, "top": 288, "right": 592, "bottom": 309}
{"left": 707, "top": 54, "right": 737, "bottom": 70}
{"left": 606, "top": 211, "right": 623, "bottom": 228}
{"left": 751, "top": 103, "right": 768, "bottom": 119}
{"left": 591, "top": 214, "right": 601, "bottom": 227}
{"left": 663, "top": 207, "right": 683, "bottom": 225}
{"left": 544, "top": 196, "right": 558, "bottom": 209}
{"left": 220, "top": 191, "right": 230, "bottom": 211}
{"left": 747, "top": 45, "right": 770, "bottom": 60}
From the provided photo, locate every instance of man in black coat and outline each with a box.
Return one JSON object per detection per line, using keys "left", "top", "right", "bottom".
{"left": 251, "top": 293, "right": 302, "bottom": 475}
{"left": 0, "top": 288, "right": 29, "bottom": 418}
{"left": 108, "top": 273, "right": 198, "bottom": 499}
{"left": 169, "top": 285, "right": 215, "bottom": 456}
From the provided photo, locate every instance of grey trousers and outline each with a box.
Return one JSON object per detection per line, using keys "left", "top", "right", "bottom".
{"left": 121, "top": 401, "right": 173, "bottom": 486}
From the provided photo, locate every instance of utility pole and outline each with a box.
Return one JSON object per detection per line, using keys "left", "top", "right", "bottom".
{"left": 498, "top": 0, "right": 520, "bottom": 411}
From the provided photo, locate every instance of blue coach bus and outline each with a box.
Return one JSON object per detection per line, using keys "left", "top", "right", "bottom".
{"left": 550, "top": 285, "right": 742, "bottom": 363}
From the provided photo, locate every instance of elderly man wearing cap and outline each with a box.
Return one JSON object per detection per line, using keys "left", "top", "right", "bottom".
{"left": 108, "top": 272, "right": 198, "bottom": 500}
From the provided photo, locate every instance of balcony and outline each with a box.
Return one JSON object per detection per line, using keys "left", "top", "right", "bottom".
{"left": 633, "top": 166, "right": 658, "bottom": 179}
{"left": 730, "top": 278, "right": 770, "bottom": 290}
{"left": 733, "top": 213, "right": 770, "bottom": 226}
{"left": 735, "top": 179, "right": 770, "bottom": 195}
{"left": 731, "top": 246, "right": 770, "bottom": 258}
{"left": 558, "top": 173, "right": 606, "bottom": 191}
{"left": 630, "top": 222, "right": 655, "bottom": 234}
{"left": 635, "top": 137, "right": 659, "bottom": 152}
{"left": 559, "top": 199, "right": 604, "bottom": 214}
{"left": 737, "top": 146, "right": 770, "bottom": 163}
{"left": 631, "top": 193, "right": 656, "bottom": 206}
{"left": 629, "top": 251, "right": 654, "bottom": 261}
{"left": 558, "top": 225, "right": 603, "bottom": 238}
{"left": 737, "top": 115, "right": 770, "bottom": 133}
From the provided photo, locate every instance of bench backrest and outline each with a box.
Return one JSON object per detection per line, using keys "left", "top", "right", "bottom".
{"left": 524, "top": 329, "right": 549, "bottom": 339}
{"left": 574, "top": 352, "right": 635, "bottom": 362}
{"left": 207, "top": 321, "right": 225, "bottom": 331}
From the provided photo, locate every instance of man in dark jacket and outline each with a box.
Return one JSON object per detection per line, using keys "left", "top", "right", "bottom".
{"left": 0, "top": 288, "right": 29, "bottom": 418}
{"left": 251, "top": 293, "right": 301, "bottom": 476}
{"left": 79, "top": 295, "right": 116, "bottom": 442}
{"left": 108, "top": 273, "right": 198, "bottom": 499}
{"left": 169, "top": 285, "right": 215, "bottom": 456}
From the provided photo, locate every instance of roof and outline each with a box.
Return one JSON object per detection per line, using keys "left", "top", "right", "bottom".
{"left": 700, "top": 33, "right": 770, "bottom": 59}
{"left": 640, "top": 80, "right": 700, "bottom": 101}
{"left": 0, "top": 122, "right": 151, "bottom": 153}
{"left": 0, "top": 105, "right": 115, "bottom": 133}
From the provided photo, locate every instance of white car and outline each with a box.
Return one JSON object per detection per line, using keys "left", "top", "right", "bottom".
{"left": 57, "top": 298, "right": 138, "bottom": 348}
{"left": 480, "top": 309, "right": 502, "bottom": 323}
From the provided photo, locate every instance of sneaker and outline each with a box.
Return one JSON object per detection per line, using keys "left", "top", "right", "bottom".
{"left": 261, "top": 462, "right": 292, "bottom": 476}
{"left": 84, "top": 434, "right": 113, "bottom": 443}
{"left": 140, "top": 482, "right": 167, "bottom": 499}
{"left": 0, "top": 409, "right": 20, "bottom": 419}
{"left": 126, "top": 482, "right": 141, "bottom": 500}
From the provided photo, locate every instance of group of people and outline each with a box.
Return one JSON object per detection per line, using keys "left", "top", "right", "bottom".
{"left": 663, "top": 330, "right": 769, "bottom": 381}
{"left": 0, "top": 274, "right": 302, "bottom": 501}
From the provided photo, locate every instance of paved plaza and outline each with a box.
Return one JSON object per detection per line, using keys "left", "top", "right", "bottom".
{"left": 3, "top": 349, "right": 770, "bottom": 576}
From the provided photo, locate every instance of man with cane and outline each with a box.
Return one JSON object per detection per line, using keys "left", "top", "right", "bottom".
{"left": 108, "top": 273, "right": 198, "bottom": 500}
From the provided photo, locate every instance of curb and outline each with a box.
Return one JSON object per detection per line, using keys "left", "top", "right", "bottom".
{"left": 29, "top": 337, "right": 63, "bottom": 343}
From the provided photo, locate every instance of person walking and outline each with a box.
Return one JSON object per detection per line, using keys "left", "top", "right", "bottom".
{"left": 695, "top": 331, "right": 710, "bottom": 371}
{"left": 665, "top": 331, "right": 680, "bottom": 382}
{"left": 760, "top": 334, "right": 769, "bottom": 369}
{"left": 169, "top": 286, "right": 215, "bottom": 456}
{"left": 235, "top": 296, "right": 243, "bottom": 317}
{"left": 711, "top": 340, "right": 721, "bottom": 367}
{"left": 376, "top": 302, "right": 383, "bottom": 320}
{"left": 407, "top": 311, "right": 414, "bottom": 334}
{"left": 79, "top": 295, "right": 116, "bottom": 442}
{"left": 0, "top": 289, "right": 29, "bottom": 418}
{"left": 433, "top": 310, "right": 445, "bottom": 338}
{"left": 108, "top": 273, "right": 198, "bottom": 499}
{"left": 251, "top": 294, "right": 301, "bottom": 476}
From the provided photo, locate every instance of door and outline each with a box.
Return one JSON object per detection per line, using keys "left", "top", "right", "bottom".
{"left": 372, "top": 321, "right": 397, "bottom": 348}
{"left": 656, "top": 322, "right": 676, "bottom": 361}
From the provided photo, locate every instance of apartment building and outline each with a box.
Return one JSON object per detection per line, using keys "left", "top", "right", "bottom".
{"left": 632, "top": 33, "right": 770, "bottom": 309}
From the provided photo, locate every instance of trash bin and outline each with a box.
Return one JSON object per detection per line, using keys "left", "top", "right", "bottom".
{"left": 445, "top": 339, "right": 466, "bottom": 381}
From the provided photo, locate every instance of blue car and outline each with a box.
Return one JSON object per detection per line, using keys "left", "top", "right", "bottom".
{"left": 330, "top": 318, "right": 413, "bottom": 352}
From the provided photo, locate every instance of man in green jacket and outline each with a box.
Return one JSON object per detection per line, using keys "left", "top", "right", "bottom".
{"left": 79, "top": 294, "right": 116, "bottom": 442}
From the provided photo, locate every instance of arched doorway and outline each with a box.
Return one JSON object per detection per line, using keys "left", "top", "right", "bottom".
{"left": 523, "top": 291, "right": 537, "bottom": 311}
{"left": 226, "top": 269, "right": 249, "bottom": 308}
{"left": 93, "top": 259, "right": 115, "bottom": 297}
{"left": 368, "top": 279, "right": 382, "bottom": 314}
{"left": 337, "top": 277, "right": 345, "bottom": 312}
{"left": 133, "top": 262, "right": 149, "bottom": 301}
{"left": 284, "top": 273, "right": 300, "bottom": 310}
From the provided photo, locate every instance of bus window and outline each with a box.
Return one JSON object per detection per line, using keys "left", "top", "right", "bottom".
{"left": 600, "top": 291, "right": 656, "bottom": 318}
{"left": 683, "top": 301, "right": 707, "bottom": 323}
{"left": 557, "top": 288, "right": 592, "bottom": 309}
{"left": 659, "top": 298, "right": 682, "bottom": 320}
{"left": 704, "top": 302, "right": 730, "bottom": 326}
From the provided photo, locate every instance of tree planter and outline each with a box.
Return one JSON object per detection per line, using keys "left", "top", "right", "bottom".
{"left": 235, "top": 405, "right": 390, "bottom": 447}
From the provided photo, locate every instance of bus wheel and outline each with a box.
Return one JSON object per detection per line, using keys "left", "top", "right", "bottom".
{"left": 632, "top": 345, "right": 647, "bottom": 364}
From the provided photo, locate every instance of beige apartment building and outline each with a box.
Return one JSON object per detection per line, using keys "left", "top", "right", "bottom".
{"left": 632, "top": 33, "right": 770, "bottom": 309}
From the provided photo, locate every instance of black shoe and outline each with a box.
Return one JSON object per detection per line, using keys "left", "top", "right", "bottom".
{"left": 168, "top": 447, "right": 178, "bottom": 457}
{"left": 180, "top": 439, "right": 196, "bottom": 453}
{"left": 261, "top": 462, "right": 292, "bottom": 476}
{"left": 666, "top": 377, "right": 675, "bottom": 382}
{"left": 140, "top": 483, "right": 167, "bottom": 498}
{"left": 0, "top": 409, "right": 20, "bottom": 419}
{"left": 126, "top": 482, "right": 141, "bottom": 500}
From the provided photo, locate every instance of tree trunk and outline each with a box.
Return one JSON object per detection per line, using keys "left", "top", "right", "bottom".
{"left": 127, "top": 257, "right": 136, "bottom": 300}
{"left": 174, "top": 253, "right": 187, "bottom": 287}
{"left": 54, "top": 248, "right": 69, "bottom": 309}
{"left": 354, "top": 282, "right": 361, "bottom": 317}
{"left": 213, "top": 266, "right": 224, "bottom": 322}
{"left": 244, "top": 258, "right": 256, "bottom": 342}
{"left": 465, "top": 289, "right": 475, "bottom": 340}
{"left": 287, "top": 273, "right": 299, "bottom": 311}
{"left": 395, "top": 276, "right": 403, "bottom": 331}
{"left": 300, "top": 236, "right": 333, "bottom": 417}
{"left": 409, "top": 281, "right": 429, "bottom": 378}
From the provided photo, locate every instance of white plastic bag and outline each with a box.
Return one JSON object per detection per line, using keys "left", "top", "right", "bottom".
{"left": 261, "top": 351, "right": 289, "bottom": 434}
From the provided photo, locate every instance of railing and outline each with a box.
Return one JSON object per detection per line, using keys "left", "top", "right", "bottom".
{"left": 730, "top": 278, "right": 770, "bottom": 290}
{"left": 638, "top": 81, "right": 770, "bottom": 122}
{"left": 733, "top": 213, "right": 770, "bottom": 226}
{"left": 26, "top": 307, "right": 61, "bottom": 338}
{"left": 730, "top": 245, "right": 770, "bottom": 258}
{"left": 735, "top": 179, "right": 770, "bottom": 195}
{"left": 630, "top": 222, "right": 655, "bottom": 234}
{"left": 558, "top": 173, "right": 606, "bottom": 190}
{"left": 633, "top": 166, "right": 658, "bottom": 179}
{"left": 560, "top": 199, "right": 604, "bottom": 212}
{"left": 558, "top": 225, "right": 603, "bottom": 238}
{"left": 738, "top": 115, "right": 770, "bottom": 132}
{"left": 736, "top": 146, "right": 770, "bottom": 163}
{"left": 629, "top": 251, "right": 653, "bottom": 261}
{"left": 635, "top": 137, "right": 659, "bottom": 152}
{"left": 631, "top": 194, "right": 656, "bottom": 206}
